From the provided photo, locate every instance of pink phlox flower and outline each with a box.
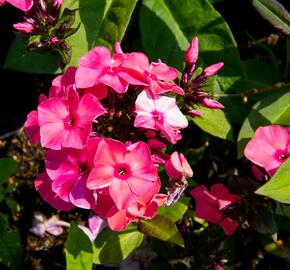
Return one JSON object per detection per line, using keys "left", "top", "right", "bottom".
{"left": 165, "top": 151, "right": 193, "bottom": 180}
{"left": 75, "top": 45, "right": 146, "bottom": 94}
{"left": 87, "top": 139, "right": 157, "bottom": 209}
{"left": 49, "top": 67, "right": 77, "bottom": 99}
{"left": 34, "top": 172, "right": 74, "bottom": 211}
{"left": 94, "top": 180, "right": 167, "bottom": 231}
{"left": 0, "top": 0, "right": 33, "bottom": 12}
{"left": 30, "top": 212, "right": 70, "bottom": 238}
{"left": 123, "top": 52, "right": 184, "bottom": 96}
{"left": 134, "top": 90, "right": 188, "bottom": 144}
{"left": 24, "top": 110, "right": 40, "bottom": 144}
{"left": 38, "top": 88, "right": 106, "bottom": 150}
{"left": 45, "top": 137, "right": 102, "bottom": 209}
{"left": 190, "top": 184, "right": 241, "bottom": 235}
{"left": 244, "top": 125, "right": 290, "bottom": 176}
{"left": 165, "top": 152, "right": 192, "bottom": 205}
{"left": 87, "top": 139, "right": 158, "bottom": 210}
{"left": 78, "top": 215, "right": 107, "bottom": 242}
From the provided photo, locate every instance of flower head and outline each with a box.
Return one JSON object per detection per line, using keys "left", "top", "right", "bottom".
{"left": 38, "top": 89, "right": 106, "bottom": 150}
{"left": 190, "top": 184, "right": 241, "bottom": 235}
{"left": 87, "top": 139, "right": 158, "bottom": 210}
{"left": 244, "top": 125, "right": 290, "bottom": 176}
{"left": 134, "top": 90, "right": 188, "bottom": 144}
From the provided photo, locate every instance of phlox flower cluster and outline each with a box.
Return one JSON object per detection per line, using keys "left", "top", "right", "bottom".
{"left": 24, "top": 41, "right": 210, "bottom": 231}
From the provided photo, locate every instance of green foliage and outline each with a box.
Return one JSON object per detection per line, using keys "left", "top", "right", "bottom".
{"left": 64, "top": 0, "right": 138, "bottom": 66}
{"left": 237, "top": 89, "right": 290, "bottom": 157}
{"left": 251, "top": 0, "right": 290, "bottom": 36}
{"left": 93, "top": 223, "right": 143, "bottom": 264}
{"left": 0, "top": 158, "right": 17, "bottom": 185}
{"left": 189, "top": 106, "right": 234, "bottom": 141}
{"left": 0, "top": 215, "right": 22, "bottom": 270}
{"left": 140, "top": 0, "right": 245, "bottom": 90}
{"left": 158, "top": 198, "right": 189, "bottom": 222}
{"left": 256, "top": 159, "right": 290, "bottom": 204}
{"left": 65, "top": 223, "right": 93, "bottom": 270}
{"left": 138, "top": 215, "right": 184, "bottom": 247}
{"left": 4, "top": 37, "right": 62, "bottom": 74}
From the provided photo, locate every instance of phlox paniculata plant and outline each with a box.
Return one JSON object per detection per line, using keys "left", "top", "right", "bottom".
{"left": 24, "top": 38, "right": 227, "bottom": 231}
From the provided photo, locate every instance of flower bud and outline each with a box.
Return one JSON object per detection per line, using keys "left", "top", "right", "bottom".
{"left": 13, "top": 22, "right": 34, "bottom": 33}
{"left": 203, "top": 62, "right": 224, "bottom": 77}
{"left": 201, "top": 98, "right": 224, "bottom": 109}
{"left": 185, "top": 37, "right": 199, "bottom": 64}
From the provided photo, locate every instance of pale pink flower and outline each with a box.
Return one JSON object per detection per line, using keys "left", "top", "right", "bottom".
{"left": 75, "top": 46, "right": 145, "bottom": 94}
{"left": 30, "top": 212, "right": 69, "bottom": 238}
{"left": 78, "top": 215, "right": 107, "bottom": 242}
{"left": 38, "top": 89, "right": 106, "bottom": 150}
{"left": 123, "top": 53, "right": 184, "bottom": 96}
{"left": 190, "top": 184, "right": 241, "bottom": 235}
{"left": 87, "top": 139, "right": 158, "bottom": 210}
{"left": 244, "top": 125, "right": 290, "bottom": 176}
{"left": 34, "top": 172, "right": 74, "bottom": 211}
{"left": 134, "top": 90, "right": 188, "bottom": 144}
{"left": 45, "top": 138, "right": 101, "bottom": 209}
{"left": 165, "top": 151, "right": 193, "bottom": 180}
{"left": 0, "top": 0, "right": 33, "bottom": 12}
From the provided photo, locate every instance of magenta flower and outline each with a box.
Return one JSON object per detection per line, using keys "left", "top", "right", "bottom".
{"left": 87, "top": 139, "right": 158, "bottom": 210}
{"left": 45, "top": 138, "right": 101, "bottom": 209}
{"left": 123, "top": 53, "right": 184, "bottom": 96}
{"left": 94, "top": 180, "right": 167, "bottom": 231}
{"left": 134, "top": 90, "right": 188, "bottom": 144}
{"left": 75, "top": 46, "right": 145, "bottom": 94}
{"left": 165, "top": 151, "right": 193, "bottom": 180}
{"left": 35, "top": 172, "right": 74, "bottom": 211}
{"left": 244, "top": 125, "right": 290, "bottom": 176}
{"left": 24, "top": 110, "right": 40, "bottom": 144}
{"left": 38, "top": 89, "right": 106, "bottom": 150}
{"left": 190, "top": 184, "right": 241, "bottom": 235}
{"left": 0, "top": 0, "right": 33, "bottom": 12}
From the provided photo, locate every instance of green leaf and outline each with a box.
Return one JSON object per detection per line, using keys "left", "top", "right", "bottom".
{"left": 93, "top": 223, "right": 143, "bottom": 264}
{"left": 65, "top": 223, "right": 93, "bottom": 270}
{"left": 0, "top": 158, "right": 17, "bottom": 186}
{"left": 138, "top": 215, "right": 184, "bottom": 247}
{"left": 256, "top": 159, "right": 290, "bottom": 203}
{"left": 252, "top": 0, "right": 290, "bottom": 36}
{"left": 64, "top": 0, "right": 138, "bottom": 66}
{"left": 5, "top": 198, "right": 20, "bottom": 213}
{"left": 4, "top": 38, "right": 62, "bottom": 74}
{"left": 242, "top": 59, "right": 280, "bottom": 89}
{"left": 140, "top": 0, "right": 245, "bottom": 91}
{"left": 0, "top": 215, "right": 22, "bottom": 270}
{"left": 237, "top": 89, "right": 290, "bottom": 158}
{"left": 157, "top": 197, "right": 189, "bottom": 223}
{"left": 189, "top": 106, "right": 234, "bottom": 141}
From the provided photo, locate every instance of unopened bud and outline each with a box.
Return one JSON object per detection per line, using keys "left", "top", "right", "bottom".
{"left": 201, "top": 98, "right": 224, "bottom": 109}
{"left": 203, "top": 62, "right": 224, "bottom": 77}
{"left": 188, "top": 109, "right": 202, "bottom": 117}
{"left": 185, "top": 37, "right": 199, "bottom": 64}
{"left": 13, "top": 22, "right": 34, "bottom": 33}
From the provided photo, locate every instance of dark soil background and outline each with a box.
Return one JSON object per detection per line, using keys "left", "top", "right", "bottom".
{"left": 0, "top": 0, "right": 289, "bottom": 269}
